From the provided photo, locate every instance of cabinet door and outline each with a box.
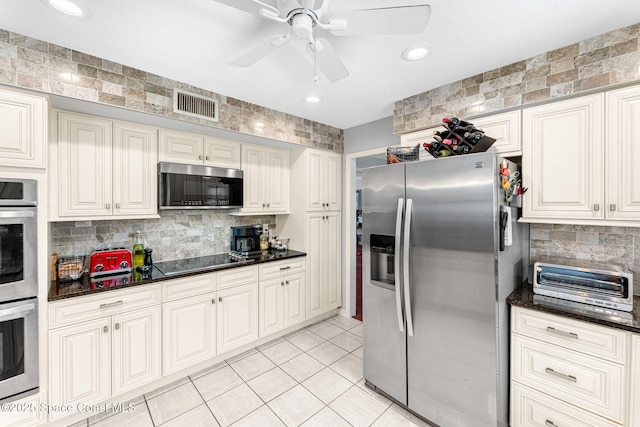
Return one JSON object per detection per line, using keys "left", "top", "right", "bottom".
{"left": 0, "top": 88, "right": 47, "bottom": 168}
{"left": 472, "top": 110, "right": 521, "bottom": 156}
{"left": 111, "top": 306, "right": 162, "bottom": 396}
{"left": 305, "top": 213, "right": 325, "bottom": 318}
{"left": 259, "top": 278, "right": 284, "bottom": 338}
{"left": 112, "top": 121, "right": 158, "bottom": 216}
{"left": 162, "top": 293, "right": 216, "bottom": 375}
{"left": 217, "top": 283, "right": 258, "bottom": 354}
{"left": 631, "top": 334, "right": 640, "bottom": 427}
{"left": 57, "top": 112, "right": 113, "bottom": 217}
{"left": 305, "top": 149, "right": 325, "bottom": 211}
{"left": 324, "top": 212, "right": 341, "bottom": 311}
{"left": 606, "top": 86, "right": 640, "bottom": 221}
{"left": 203, "top": 136, "right": 241, "bottom": 169}
{"left": 240, "top": 145, "right": 266, "bottom": 212}
{"left": 158, "top": 129, "right": 203, "bottom": 165}
{"left": 284, "top": 272, "right": 305, "bottom": 327}
{"left": 324, "top": 152, "right": 341, "bottom": 211}
{"left": 49, "top": 318, "right": 111, "bottom": 420}
{"left": 522, "top": 94, "right": 604, "bottom": 220}
{"left": 400, "top": 127, "right": 438, "bottom": 162}
{"left": 266, "top": 148, "right": 289, "bottom": 213}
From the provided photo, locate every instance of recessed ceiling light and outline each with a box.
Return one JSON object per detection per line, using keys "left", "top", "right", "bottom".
{"left": 401, "top": 45, "right": 432, "bottom": 62}
{"left": 305, "top": 96, "right": 321, "bottom": 104}
{"left": 49, "top": 0, "right": 83, "bottom": 16}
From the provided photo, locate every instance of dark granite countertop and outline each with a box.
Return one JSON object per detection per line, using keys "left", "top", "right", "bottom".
{"left": 508, "top": 282, "right": 640, "bottom": 334}
{"left": 48, "top": 249, "right": 306, "bottom": 302}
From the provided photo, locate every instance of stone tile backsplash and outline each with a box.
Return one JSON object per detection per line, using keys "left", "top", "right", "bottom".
{"left": 530, "top": 223, "right": 640, "bottom": 295}
{"left": 50, "top": 211, "right": 277, "bottom": 263}
{"left": 0, "top": 28, "right": 343, "bottom": 153}
{"left": 394, "top": 23, "right": 640, "bottom": 134}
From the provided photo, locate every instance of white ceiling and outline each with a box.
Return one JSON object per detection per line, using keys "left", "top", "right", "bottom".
{"left": 1, "top": 0, "right": 640, "bottom": 130}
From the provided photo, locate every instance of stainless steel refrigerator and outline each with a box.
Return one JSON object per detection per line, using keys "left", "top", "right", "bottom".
{"left": 362, "top": 152, "right": 528, "bottom": 427}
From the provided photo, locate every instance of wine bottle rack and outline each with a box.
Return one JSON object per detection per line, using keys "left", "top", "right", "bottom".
{"left": 424, "top": 118, "right": 497, "bottom": 158}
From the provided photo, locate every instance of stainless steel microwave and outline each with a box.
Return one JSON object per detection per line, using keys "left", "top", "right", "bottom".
{"left": 158, "top": 162, "right": 244, "bottom": 209}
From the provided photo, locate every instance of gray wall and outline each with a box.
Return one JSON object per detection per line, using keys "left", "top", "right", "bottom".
{"left": 344, "top": 116, "right": 400, "bottom": 154}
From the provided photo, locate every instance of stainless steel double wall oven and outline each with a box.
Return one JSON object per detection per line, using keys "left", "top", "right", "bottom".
{"left": 0, "top": 178, "right": 39, "bottom": 402}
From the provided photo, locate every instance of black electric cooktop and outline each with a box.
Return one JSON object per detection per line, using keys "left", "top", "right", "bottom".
{"left": 154, "top": 253, "right": 254, "bottom": 276}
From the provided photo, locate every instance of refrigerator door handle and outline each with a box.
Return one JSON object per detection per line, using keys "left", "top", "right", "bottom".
{"left": 403, "top": 198, "right": 414, "bottom": 337}
{"left": 394, "top": 198, "right": 405, "bottom": 333}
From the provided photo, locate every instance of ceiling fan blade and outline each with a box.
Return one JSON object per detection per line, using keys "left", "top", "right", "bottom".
{"left": 231, "top": 35, "right": 291, "bottom": 67}
{"left": 213, "top": 0, "right": 278, "bottom": 15}
{"left": 307, "top": 38, "right": 349, "bottom": 83}
{"left": 329, "top": 4, "right": 430, "bottom": 36}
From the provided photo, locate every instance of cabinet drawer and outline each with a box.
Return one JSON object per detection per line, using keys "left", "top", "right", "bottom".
{"left": 511, "top": 382, "right": 620, "bottom": 427}
{"left": 217, "top": 265, "right": 258, "bottom": 290}
{"left": 2, "top": 391, "right": 47, "bottom": 427}
{"left": 259, "top": 258, "right": 306, "bottom": 280}
{"left": 511, "top": 334, "right": 625, "bottom": 424}
{"left": 512, "top": 306, "right": 627, "bottom": 364}
{"left": 162, "top": 272, "right": 217, "bottom": 301}
{"left": 49, "top": 284, "right": 161, "bottom": 328}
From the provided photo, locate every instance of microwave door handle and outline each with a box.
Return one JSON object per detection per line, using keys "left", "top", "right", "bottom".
{"left": 394, "top": 198, "right": 405, "bottom": 333}
{"left": 403, "top": 198, "right": 414, "bottom": 337}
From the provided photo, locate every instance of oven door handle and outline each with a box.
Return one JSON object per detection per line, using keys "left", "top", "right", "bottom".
{"left": 0, "top": 210, "right": 35, "bottom": 219}
{"left": 0, "top": 303, "right": 36, "bottom": 319}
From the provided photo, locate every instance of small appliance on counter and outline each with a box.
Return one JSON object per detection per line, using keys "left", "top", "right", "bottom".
{"left": 533, "top": 257, "right": 633, "bottom": 312}
{"left": 230, "top": 225, "right": 262, "bottom": 257}
{"left": 89, "top": 249, "right": 133, "bottom": 277}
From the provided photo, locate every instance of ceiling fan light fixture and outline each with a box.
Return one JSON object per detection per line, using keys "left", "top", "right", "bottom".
{"left": 48, "top": 0, "right": 84, "bottom": 16}
{"left": 305, "top": 95, "right": 322, "bottom": 104}
{"left": 402, "top": 45, "right": 432, "bottom": 62}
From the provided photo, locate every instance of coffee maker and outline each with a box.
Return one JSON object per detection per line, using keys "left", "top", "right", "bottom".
{"left": 230, "top": 225, "right": 262, "bottom": 256}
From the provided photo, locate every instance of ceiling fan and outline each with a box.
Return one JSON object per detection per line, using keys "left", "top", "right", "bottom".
{"left": 214, "top": 0, "right": 431, "bottom": 83}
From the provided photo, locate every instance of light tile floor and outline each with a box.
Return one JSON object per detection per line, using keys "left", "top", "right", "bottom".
{"left": 69, "top": 315, "right": 431, "bottom": 427}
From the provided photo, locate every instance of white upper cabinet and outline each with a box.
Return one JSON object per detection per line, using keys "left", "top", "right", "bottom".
{"left": 158, "top": 129, "right": 241, "bottom": 169}
{"left": 606, "top": 86, "right": 640, "bottom": 221}
{"left": 473, "top": 110, "right": 521, "bottom": 156}
{"left": 522, "top": 94, "right": 605, "bottom": 222}
{"left": 239, "top": 143, "right": 289, "bottom": 214}
{"left": 305, "top": 148, "right": 341, "bottom": 211}
{"left": 522, "top": 85, "right": 640, "bottom": 225}
{"left": 56, "top": 112, "right": 114, "bottom": 218}
{"left": 0, "top": 87, "right": 48, "bottom": 169}
{"left": 52, "top": 111, "right": 158, "bottom": 220}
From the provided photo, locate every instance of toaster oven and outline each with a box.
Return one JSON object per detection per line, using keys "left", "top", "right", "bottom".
{"left": 533, "top": 258, "right": 633, "bottom": 312}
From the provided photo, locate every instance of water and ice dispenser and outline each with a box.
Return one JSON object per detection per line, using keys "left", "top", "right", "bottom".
{"left": 370, "top": 234, "right": 396, "bottom": 289}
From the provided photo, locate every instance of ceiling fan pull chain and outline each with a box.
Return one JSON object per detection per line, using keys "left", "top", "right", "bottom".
{"left": 312, "top": 24, "right": 318, "bottom": 82}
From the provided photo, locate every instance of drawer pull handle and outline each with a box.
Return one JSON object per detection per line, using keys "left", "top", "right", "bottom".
{"left": 103, "top": 326, "right": 108, "bottom": 333}
{"left": 546, "top": 326, "right": 578, "bottom": 339}
{"left": 280, "top": 266, "right": 291, "bottom": 271}
{"left": 281, "top": 281, "right": 285, "bottom": 286}
{"left": 100, "top": 301, "right": 124, "bottom": 309}
{"left": 545, "top": 420, "right": 558, "bottom": 427}
{"left": 212, "top": 299, "right": 216, "bottom": 304}
{"left": 115, "top": 323, "right": 120, "bottom": 330}
{"left": 545, "top": 367, "right": 577, "bottom": 382}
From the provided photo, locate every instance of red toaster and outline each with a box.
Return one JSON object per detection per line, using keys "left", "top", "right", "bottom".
{"left": 89, "top": 249, "right": 132, "bottom": 277}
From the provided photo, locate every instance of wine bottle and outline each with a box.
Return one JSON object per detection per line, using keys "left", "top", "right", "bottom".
{"left": 132, "top": 231, "right": 144, "bottom": 281}
{"left": 464, "top": 131, "right": 484, "bottom": 142}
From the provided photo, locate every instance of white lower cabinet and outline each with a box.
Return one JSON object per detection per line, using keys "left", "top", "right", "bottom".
{"left": 49, "top": 306, "right": 161, "bottom": 421}
{"left": 258, "top": 259, "right": 306, "bottom": 337}
{"left": 305, "top": 212, "right": 341, "bottom": 318}
{"left": 511, "top": 382, "right": 620, "bottom": 427}
{"left": 217, "top": 283, "right": 258, "bottom": 354}
{"left": 48, "top": 285, "right": 162, "bottom": 421}
{"left": 162, "top": 293, "right": 217, "bottom": 375}
{"left": 631, "top": 334, "right": 640, "bottom": 427}
{"left": 510, "top": 306, "right": 629, "bottom": 426}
